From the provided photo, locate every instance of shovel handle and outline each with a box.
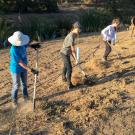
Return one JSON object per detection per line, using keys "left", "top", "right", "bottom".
{"left": 33, "top": 49, "right": 39, "bottom": 111}
{"left": 78, "top": 64, "right": 87, "bottom": 77}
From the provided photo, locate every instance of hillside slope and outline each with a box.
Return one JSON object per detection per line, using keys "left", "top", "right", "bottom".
{"left": 0, "top": 31, "right": 135, "bottom": 135}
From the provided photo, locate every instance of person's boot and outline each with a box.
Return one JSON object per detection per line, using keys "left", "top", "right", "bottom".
{"left": 12, "top": 100, "right": 18, "bottom": 109}
{"left": 67, "top": 83, "right": 76, "bottom": 90}
{"left": 102, "top": 57, "right": 107, "bottom": 62}
{"left": 62, "top": 75, "right": 67, "bottom": 82}
{"left": 24, "top": 96, "right": 30, "bottom": 103}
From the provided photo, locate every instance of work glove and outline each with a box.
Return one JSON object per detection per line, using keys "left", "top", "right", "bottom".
{"left": 30, "top": 42, "right": 41, "bottom": 50}
{"left": 75, "top": 60, "right": 79, "bottom": 65}
{"left": 31, "top": 68, "right": 39, "bottom": 75}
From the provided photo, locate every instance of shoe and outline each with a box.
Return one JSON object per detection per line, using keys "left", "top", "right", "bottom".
{"left": 102, "top": 57, "right": 107, "bottom": 62}
{"left": 12, "top": 100, "right": 18, "bottom": 109}
{"left": 62, "top": 76, "right": 67, "bottom": 82}
{"left": 24, "top": 96, "right": 30, "bottom": 103}
{"left": 68, "top": 84, "right": 76, "bottom": 90}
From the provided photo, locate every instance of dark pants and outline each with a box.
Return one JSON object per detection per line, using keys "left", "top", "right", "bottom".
{"left": 61, "top": 53, "right": 72, "bottom": 85}
{"left": 103, "top": 41, "right": 112, "bottom": 60}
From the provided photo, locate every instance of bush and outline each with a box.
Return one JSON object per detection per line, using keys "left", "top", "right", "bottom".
{"left": 120, "top": 16, "right": 131, "bottom": 25}
{"left": 19, "top": 16, "right": 73, "bottom": 41}
{"left": 0, "top": 0, "right": 58, "bottom": 13}
{"left": 45, "top": 0, "right": 58, "bottom": 12}
{"left": 79, "top": 9, "right": 113, "bottom": 32}
{"left": 0, "top": 18, "right": 15, "bottom": 40}
{"left": 0, "top": 18, "right": 15, "bottom": 49}
{"left": 105, "top": 0, "right": 135, "bottom": 17}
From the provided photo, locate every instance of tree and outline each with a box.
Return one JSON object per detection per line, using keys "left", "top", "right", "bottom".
{"left": 43, "top": 0, "right": 58, "bottom": 12}
{"left": 0, "top": 0, "right": 58, "bottom": 13}
{"left": 105, "top": 0, "right": 135, "bottom": 18}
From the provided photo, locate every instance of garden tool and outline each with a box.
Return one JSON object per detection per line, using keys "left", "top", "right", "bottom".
{"left": 76, "top": 47, "right": 95, "bottom": 85}
{"left": 32, "top": 43, "right": 40, "bottom": 111}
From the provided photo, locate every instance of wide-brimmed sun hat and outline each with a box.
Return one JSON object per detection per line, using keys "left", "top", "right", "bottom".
{"left": 8, "top": 31, "right": 30, "bottom": 46}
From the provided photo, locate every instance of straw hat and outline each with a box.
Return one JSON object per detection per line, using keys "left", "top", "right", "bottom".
{"left": 8, "top": 31, "right": 30, "bottom": 46}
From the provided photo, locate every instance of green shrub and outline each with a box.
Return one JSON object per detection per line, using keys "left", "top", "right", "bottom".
{"left": 79, "top": 9, "right": 113, "bottom": 32}
{"left": 0, "top": 18, "right": 15, "bottom": 49}
{"left": 19, "top": 16, "right": 73, "bottom": 41}
{"left": 0, "top": 0, "right": 58, "bottom": 13}
{"left": 45, "top": 0, "right": 58, "bottom": 12}
{"left": 121, "top": 16, "right": 131, "bottom": 25}
{"left": 54, "top": 16, "right": 73, "bottom": 35}
{"left": 0, "top": 18, "right": 15, "bottom": 40}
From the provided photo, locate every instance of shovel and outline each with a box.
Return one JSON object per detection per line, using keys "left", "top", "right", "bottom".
{"left": 76, "top": 47, "right": 95, "bottom": 85}
{"left": 31, "top": 44, "right": 40, "bottom": 111}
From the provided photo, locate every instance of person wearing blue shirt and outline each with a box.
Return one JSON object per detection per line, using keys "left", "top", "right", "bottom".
{"left": 8, "top": 31, "right": 38, "bottom": 108}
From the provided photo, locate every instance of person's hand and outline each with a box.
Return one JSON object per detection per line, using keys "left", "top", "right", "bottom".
{"left": 31, "top": 68, "right": 39, "bottom": 75}
{"left": 75, "top": 60, "right": 79, "bottom": 65}
{"left": 30, "top": 42, "right": 41, "bottom": 50}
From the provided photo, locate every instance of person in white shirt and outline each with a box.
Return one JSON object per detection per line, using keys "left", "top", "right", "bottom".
{"left": 130, "top": 16, "right": 135, "bottom": 38}
{"left": 101, "top": 18, "right": 120, "bottom": 61}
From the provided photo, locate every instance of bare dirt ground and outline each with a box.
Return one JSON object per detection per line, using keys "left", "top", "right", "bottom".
{"left": 0, "top": 31, "right": 135, "bottom": 135}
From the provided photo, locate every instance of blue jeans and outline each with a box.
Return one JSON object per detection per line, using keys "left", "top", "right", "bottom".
{"left": 11, "top": 71, "right": 28, "bottom": 102}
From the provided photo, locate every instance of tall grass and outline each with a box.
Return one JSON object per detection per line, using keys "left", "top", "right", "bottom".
{"left": 19, "top": 16, "right": 73, "bottom": 41}
{"left": 0, "top": 18, "right": 15, "bottom": 41}
{"left": 0, "top": 18, "right": 15, "bottom": 49}
{"left": 0, "top": 9, "right": 131, "bottom": 48}
{"left": 79, "top": 9, "right": 113, "bottom": 32}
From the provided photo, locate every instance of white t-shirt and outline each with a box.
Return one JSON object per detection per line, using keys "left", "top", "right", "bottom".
{"left": 101, "top": 25, "right": 116, "bottom": 44}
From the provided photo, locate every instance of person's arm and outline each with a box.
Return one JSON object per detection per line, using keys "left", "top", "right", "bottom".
{"left": 19, "top": 60, "right": 38, "bottom": 75}
{"left": 29, "top": 41, "right": 41, "bottom": 50}
{"left": 111, "top": 32, "right": 117, "bottom": 45}
{"left": 71, "top": 44, "right": 78, "bottom": 64}
{"left": 18, "top": 60, "right": 31, "bottom": 72}
{"left": 101, "top": 26, "right": 110, "bottom": 41}
{"left": 12, "top": 47, "right": 38, "bottom": 75}
{"left": 131, "top": 26, "right": 135, "bottom": 37}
